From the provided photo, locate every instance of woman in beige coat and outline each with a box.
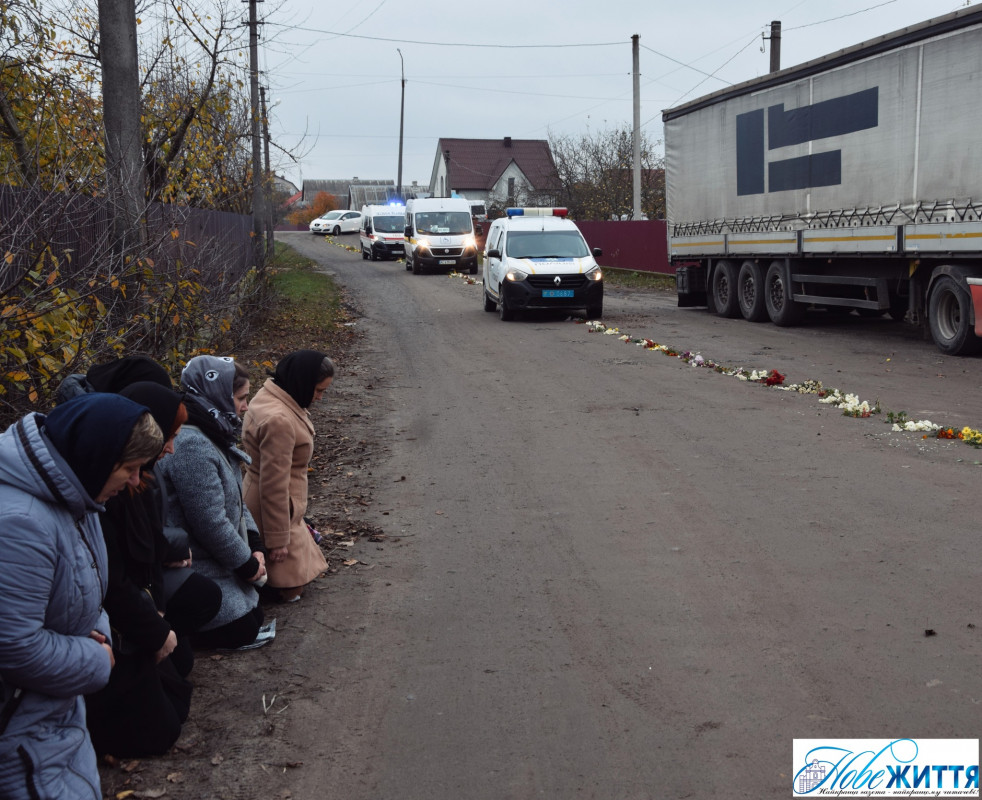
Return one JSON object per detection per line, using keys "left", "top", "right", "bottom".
{"left": 242, "top": 351, "right": 334, "bottom": 602}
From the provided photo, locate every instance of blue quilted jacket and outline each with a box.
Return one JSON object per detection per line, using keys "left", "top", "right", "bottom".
{"left": 0, "top": 413, "right": 112, "bottom": 800}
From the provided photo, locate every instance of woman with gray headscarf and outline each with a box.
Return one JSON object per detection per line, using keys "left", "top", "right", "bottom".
{"left": 156, "top": 356, "right": 275, "bottom": 651}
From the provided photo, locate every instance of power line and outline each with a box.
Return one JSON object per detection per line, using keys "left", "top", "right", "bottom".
{"left": 262, "top": 23, "right": 623, "bottom": 49}
{"left": 639, "top": 43, "right": 736, "bottom": 84}
{"left": 784, "top": 0, "right": 899, "bottom": 31}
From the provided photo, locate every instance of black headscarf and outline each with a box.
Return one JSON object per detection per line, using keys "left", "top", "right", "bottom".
{"left": 87, "top": 356, "right": 172, "bottom": 393}
{"left": 119, "top": 382, "right": 185, "bottom": 442}
{"left": 271, "top": 350, "right": 328, "bottom": 409}
{"left": 43, "top": 393, "right": 149, "bottom": 502}
{"left": 111, "top": 383, "right": 185, "bottom": 568}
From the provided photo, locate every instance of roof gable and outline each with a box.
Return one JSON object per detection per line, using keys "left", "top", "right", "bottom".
{"left": 435, "top": 138, "right": 557, "bottom": 192}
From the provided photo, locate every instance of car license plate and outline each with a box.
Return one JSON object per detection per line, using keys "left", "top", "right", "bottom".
{"left": 543, "top": 289, "right": 574, "bottom": 298}
{"left": 438, "top": 259, "right": 455, "bottom": 265}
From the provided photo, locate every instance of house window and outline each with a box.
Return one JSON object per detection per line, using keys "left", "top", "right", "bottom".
{"left": 507, "top": 177, "right": 515, "bottom": 206}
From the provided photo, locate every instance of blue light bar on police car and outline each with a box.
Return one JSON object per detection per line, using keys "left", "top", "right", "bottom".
{"left": 505, "top": 207, "right": 568, "bottom": 218}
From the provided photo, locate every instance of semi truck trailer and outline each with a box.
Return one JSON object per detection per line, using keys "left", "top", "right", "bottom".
{"left": 665, "top": 5, "right": 982, "bottom": 355}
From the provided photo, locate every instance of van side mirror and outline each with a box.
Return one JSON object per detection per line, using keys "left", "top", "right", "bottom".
{"left": 404, "top": 225, "right": 412, "bottom": 237}
{"left": 487, "top": 248, "right": 501, "bottom": 259}
{"left": 592, "top": 247, "right": 603, "bottom": 257}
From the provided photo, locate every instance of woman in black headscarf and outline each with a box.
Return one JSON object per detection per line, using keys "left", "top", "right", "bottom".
{"left": 242, "top": 350, "right": 334, "bottom": 602}
{"left": 55, "top": 355, "right": 172, "bottom": 404}
{"left": 84, "top": 381, "right": 223, "bottom": 758}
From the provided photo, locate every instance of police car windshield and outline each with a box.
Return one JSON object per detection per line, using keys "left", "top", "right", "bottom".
{"left": 506, "top": 230, "right": 589, "bottom": 259}
{"left": 374, "top": 216, "right": 405, "bottom": 233}
{"left": 416, "top": 211, "right": 472, "bottom": 235}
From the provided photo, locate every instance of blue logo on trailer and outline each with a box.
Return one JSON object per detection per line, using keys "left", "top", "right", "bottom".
{"left": 736, "top": 87, "right": 879, "bottom": 195}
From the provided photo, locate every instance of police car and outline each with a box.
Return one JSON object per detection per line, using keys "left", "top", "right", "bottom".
{"left": 482, "top": 208, "right": 603, "bottom": 320}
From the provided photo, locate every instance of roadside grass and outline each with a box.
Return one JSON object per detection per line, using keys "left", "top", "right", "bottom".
{"left": 266, "top": 241, "right": 345, "bottom": 335}
{"left": 602, "top": 268, "right": 676, "bottom": 291}
{"left": 237, "top": 242, "right": 349, "bottom": 379}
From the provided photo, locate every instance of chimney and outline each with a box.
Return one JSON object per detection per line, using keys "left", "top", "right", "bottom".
{"left": 503, "top": 136, "right": 512, "bottom": 147}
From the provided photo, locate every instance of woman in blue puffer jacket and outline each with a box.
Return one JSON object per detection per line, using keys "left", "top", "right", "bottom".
{"left": 0, "top": 394, "right": 163, "bottom": 800}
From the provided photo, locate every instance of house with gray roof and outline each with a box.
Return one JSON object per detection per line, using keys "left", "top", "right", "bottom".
{"left": 430, "top": 137, "right": 558, "bottom": 209}
{"left": 301, "top": 178, "right": 398, "bottom": 210}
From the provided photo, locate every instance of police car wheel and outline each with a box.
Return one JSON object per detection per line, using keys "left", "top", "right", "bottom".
{"left": 498, "top": 287, "right": 514, "bottom": 321}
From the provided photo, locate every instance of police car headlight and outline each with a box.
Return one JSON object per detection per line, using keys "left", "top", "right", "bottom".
{"left": 585, "top": 267, "right": 603, "bottom": 282}
{"left": 505, "top": 268, "right": 529, "bottom": 283}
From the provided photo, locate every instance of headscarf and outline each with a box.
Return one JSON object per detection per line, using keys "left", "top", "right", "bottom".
{"left": 119, "top": 381, "right": 186, "bottom": 443}
{"left": 180, "top": 355, "right": 242, "bottom": 445}
{"left": 43, "top": 393, "right": 149, "bottom": 502}
{"left": 87, "top": 355, "right": 172, "bottom": 393}
{"left": 271, "top": 350, "right": 329, "bottom": 409}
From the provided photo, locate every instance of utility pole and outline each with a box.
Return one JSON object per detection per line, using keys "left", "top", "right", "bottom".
{"left": 247, "top": 0, "right": 264, "bottom": 267}
{"left": 99, "top": 0, "right": 146, "bottom": 252}
{"left": 767, "top": 20, "right": 782, "bottom": 72}
{"left": 260, "top": 86, "right": 273, "bottom": 260}
{"left": 631, "top": 34, "right": 642, "bottom": 221}
{"left": 397, "top": 48, "right": 405, "bottom": 200}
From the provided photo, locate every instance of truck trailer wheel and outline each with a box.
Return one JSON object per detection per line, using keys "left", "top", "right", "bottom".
{"left": 737, "top": 260, "right": 768, "bottom": 322}
{"left": 711, "top": 260, "right": 740, "bottom": 318}
{"left": 764, "top": 260, "right": 803, "bottom": 326}
{"left": 928, "top": 275, "right": 981, "bottom": 355}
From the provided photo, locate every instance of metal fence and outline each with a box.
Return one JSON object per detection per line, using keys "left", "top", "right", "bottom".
{"left": 0, "top": 184, "right": 254, "bottom": 291}
{"left": 574, "top": 220, "right": 669, "bottom": 274}
{"left": 474, "top": 218, "right": 670, "bottom": 274}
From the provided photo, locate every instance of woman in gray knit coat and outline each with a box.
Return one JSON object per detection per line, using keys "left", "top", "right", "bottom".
{"left": 157, "top": 356, "right": 274, "bottom": 650}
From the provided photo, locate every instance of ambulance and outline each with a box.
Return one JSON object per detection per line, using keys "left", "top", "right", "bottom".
{"left": 403, "top": 197, "right": 478, "bottom": 275}
{"left": 360, "top": 203, "right": 406, "bottom": 261}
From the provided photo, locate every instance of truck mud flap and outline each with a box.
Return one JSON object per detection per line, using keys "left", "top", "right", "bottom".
{"left": 676, "top": 264, "right": 707, "bottom": 307}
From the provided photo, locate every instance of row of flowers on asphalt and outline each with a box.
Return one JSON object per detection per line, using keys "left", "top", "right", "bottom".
{"left": 439, "top": 268, "right": 981, "bottom": 447}
{"left": 576, "top": 317, "right": 982, "bottom": 448}
{"left": 328, "top": 254, "right": 981, "bottom": 449}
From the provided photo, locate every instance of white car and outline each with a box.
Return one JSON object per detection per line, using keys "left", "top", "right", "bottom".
{"left": 483, "top": 207, "right": 603, "bottom": 320}
{"left": 310, "top": 210, "right": 363, "bottom": 235}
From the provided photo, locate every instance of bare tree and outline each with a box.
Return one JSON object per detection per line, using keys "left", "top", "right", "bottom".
{"left": 549, "top": 126, "right": 665, "bottom": 221}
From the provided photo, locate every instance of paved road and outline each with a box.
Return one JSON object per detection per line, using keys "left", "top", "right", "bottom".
{"left": 281, "top": 232, "right": 981, "bottom": 800}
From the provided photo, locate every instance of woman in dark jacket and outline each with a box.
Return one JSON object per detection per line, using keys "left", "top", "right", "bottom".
{"left": 85, "top": 382, "right": 222, "bottom": 758}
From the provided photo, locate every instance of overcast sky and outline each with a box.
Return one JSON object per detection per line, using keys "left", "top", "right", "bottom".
{"left": 259, "top": 0, "right": 970, "bottom": 191}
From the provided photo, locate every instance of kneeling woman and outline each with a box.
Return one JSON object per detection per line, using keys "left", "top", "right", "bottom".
{"left": 0, "top": 394, "right": 162, "bottom": 800}
{"left": 242, "top": 350, "right": 332, "bottom": 602}
{"left": 158, "top": 356, "right": 271, "bottom": 650}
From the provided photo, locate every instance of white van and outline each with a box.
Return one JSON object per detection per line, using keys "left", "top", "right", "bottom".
{"left": 403, "top": 197, "right": 478, "bottom": 275}
{"left": 360, "top": 203, "right": 406, "bottom": 261}
{"left": 483, "top": 207, "right": 604, "bottom": 320}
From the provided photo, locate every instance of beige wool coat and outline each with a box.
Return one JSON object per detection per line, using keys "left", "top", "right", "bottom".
{"left": 242, "top": 379, "right": 327, "bottom": 589}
